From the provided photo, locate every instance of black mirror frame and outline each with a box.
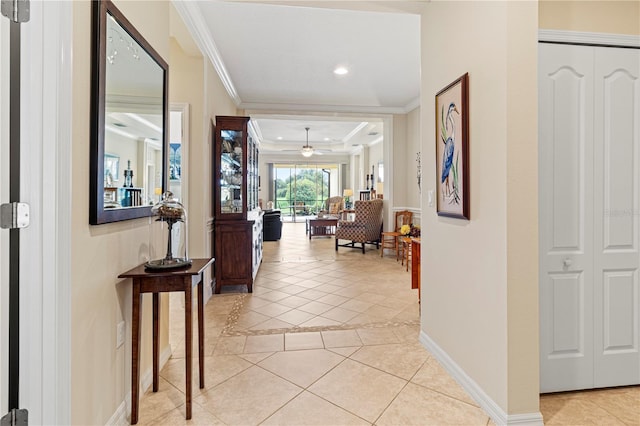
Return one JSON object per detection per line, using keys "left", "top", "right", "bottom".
{"left": 89, "top": 0, "right": 169, "bottom": 225}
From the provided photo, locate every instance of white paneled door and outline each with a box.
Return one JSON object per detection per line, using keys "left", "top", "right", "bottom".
{"left": 539, "top": 42, "right": 640, "bottom": 392}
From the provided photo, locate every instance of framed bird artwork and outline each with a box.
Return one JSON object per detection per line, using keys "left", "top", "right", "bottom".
{"left": 435, "top": 73, "right": 469, "bottom": 219}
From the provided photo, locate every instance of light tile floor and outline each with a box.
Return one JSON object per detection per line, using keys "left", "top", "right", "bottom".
{"left": 141, "top": 222, "right": 639, "bottom": 425}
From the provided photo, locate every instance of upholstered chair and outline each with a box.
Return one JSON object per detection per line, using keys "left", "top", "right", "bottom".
{"left": 319, "top": 195, "right": 344, "bottom": 219}
{"left": 335, "top": 199, "right": 383, "bottom": 254}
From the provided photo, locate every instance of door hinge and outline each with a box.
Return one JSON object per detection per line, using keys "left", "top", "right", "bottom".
{"left": 1, "top": 0, "right": 29, "bottom": 24}
{"left": 1, "top": 409, "right": 28, "bottom": 426}
{"left": 0, "top": 202, "right": 29, "bottom": 229}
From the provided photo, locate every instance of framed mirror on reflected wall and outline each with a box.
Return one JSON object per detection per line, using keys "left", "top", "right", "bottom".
{"left": 89, "top": 0, "right": 169, "bottom": 224}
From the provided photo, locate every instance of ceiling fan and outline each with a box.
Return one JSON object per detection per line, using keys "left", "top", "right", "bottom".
{"left": 301, "top": 127, "right": 315, "bottom": 157}
{"left": 279, "top": 127, "right": 334, "bottom": 156}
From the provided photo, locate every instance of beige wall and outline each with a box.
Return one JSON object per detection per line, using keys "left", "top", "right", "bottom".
{"left": 169, "top": 38, "right": 205, "bottom": 258}
{"left": 405, "top": 107, "right": 421, "bottom": 213}
{"left": 71, "top": 1, "right": 236, "bottom": 423}
{"left": 539, "top": 0, "right": 640, "bottom": 35}
{"left": 71, "top": 1, "right": 170, "bottom": 424}
{"left": 391, "top": 113, "right": 407, "bottom": 207}
{"left": 420, "top": 1, "right": 538, "bottom": 416}
{"left": 369, "top": 139, "right": 383, "bottom": 193}
{"left": 506, "top": 1, "right": 540, "bottom": 414}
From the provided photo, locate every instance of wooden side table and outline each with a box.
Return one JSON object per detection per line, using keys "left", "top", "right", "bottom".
{"left": 118, "top": 257, "right": 214, "bottom": 424}
{"left": 411, "top": 238, "right": 421, "bottom": 302}
{"left": 308, "top": 218, "right": 338, "bottom": 239}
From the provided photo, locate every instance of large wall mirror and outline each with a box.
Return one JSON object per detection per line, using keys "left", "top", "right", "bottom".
{"left": 90, "top": 0, "right": 168, "bottom": 224}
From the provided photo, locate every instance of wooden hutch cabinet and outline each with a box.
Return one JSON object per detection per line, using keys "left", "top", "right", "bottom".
{"left": 213, "top": 116, "right": 263, "bottom": 293}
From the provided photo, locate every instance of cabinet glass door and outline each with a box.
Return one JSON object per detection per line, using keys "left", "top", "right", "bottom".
{"left": 220, "top": 129, "right": 243, "bottom": 214}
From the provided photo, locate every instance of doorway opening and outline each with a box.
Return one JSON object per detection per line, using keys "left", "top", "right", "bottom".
{"left": 273, "top": 164, "right": 340, "bottom": 222}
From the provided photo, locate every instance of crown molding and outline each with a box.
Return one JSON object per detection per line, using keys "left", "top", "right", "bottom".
{"left": 248, "top": 120, "right": 263, "bottom": 144}
{"left": 343, "top": 121, "right": 369, "bottom": 142}
{"left": 369, "top": 135, "right": 383, "bottom": 146}
{"left": 239, "top": 101, "right": 410, "bottom": 115}
{"left": 171, "top": 0, "right": 241, "bottom": 106}
{"left": 539, "top": 30, "right": 640, "bottom": 48}
{"left": 404, "top": 96, "right": 420, "bottom": 113}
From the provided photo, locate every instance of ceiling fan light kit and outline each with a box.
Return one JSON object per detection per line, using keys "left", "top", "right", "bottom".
{"left": 301, "top": 127, "right": 314, "bottom": 157}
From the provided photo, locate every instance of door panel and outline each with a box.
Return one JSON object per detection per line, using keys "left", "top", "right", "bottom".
{"left": 593, "top": 46, "right": 640, "bottom": 387}
{"left": 541, "top": 42, "right": 640, "bottom": 392}
{"left": 549, "top": 273, "right": 584, "bottom": 355}
{"left": 602, "top": 271, "right": 636, "bottom": 350}
{"left": 539, "top": 43, "right": 594, "bottom": 392}
{"left": 550, "top": 68, "right": 587, "bottom": 251}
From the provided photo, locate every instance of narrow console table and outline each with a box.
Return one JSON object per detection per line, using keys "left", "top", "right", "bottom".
{"left": 118, "top": 257, "right": 214, "bottom": 424}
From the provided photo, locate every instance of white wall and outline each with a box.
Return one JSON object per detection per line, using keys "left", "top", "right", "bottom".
{"left": 420, "top": 0, "right": 538, "bottom": 417}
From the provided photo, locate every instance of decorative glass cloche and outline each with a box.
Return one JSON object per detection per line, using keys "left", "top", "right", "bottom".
{"left": 145, "top": 191, "right": 191, "bottom": 269}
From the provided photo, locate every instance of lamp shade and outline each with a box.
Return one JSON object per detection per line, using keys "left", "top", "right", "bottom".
{"left": 343, "top": 189, "right": 353, "bottom": 197}
{"left": 376, "top": 182, "right": 384, "bottom": 194}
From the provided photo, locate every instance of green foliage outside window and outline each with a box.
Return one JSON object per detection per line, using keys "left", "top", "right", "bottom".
{"left": 274, "top": 167, "right": 332, "bottom": 214}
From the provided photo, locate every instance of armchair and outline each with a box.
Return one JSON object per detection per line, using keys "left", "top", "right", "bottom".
{"left": 335, "top": 199, "right": 383, "bottom": 254}
{"left": 319, "top": 196, "right": 344, "bottom": 219}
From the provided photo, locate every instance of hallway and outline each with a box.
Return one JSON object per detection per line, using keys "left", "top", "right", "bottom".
{"left": 139, "top": 223, "right": 639, "bottom": 425}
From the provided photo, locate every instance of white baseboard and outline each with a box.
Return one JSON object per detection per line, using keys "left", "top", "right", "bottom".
{"left": 419, "top": 331, "right": 543, "bottom": 426}
{"left": 108, "top": 345, "right": 173, "bottom": 425}
{"left": 140, "top": 345, "right": 173, "bottom": 395}
{"left": 105, "top": 400, "right": 128, "bottom": 426}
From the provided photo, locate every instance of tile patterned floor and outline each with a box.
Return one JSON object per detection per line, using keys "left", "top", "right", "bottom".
{"left": 141, "top": 222, "right": 639, "bottom": 425}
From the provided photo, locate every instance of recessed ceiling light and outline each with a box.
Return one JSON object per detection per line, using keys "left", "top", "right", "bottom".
{"left": 324, "top": 137, "right": 330, "bottom": 141}
{"left": 277, "top": 136, "right": 283, "bottom": 140}
{"left": 334, "top": 67, "right": 349, "bottom": 75}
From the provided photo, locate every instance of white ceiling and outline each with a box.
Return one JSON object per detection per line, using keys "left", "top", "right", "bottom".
{"left": 173, "top": 1, "right": 421, "bottom": 157}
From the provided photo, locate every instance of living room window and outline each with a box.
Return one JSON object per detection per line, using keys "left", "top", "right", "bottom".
{"left": 273, "top": 164, "right": 339, "bottom": 221}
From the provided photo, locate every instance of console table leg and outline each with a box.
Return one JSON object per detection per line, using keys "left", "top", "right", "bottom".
{"left": 184, "top": 280, "right": 192, "bottom": 420}
{"left": 131, "top": 282, "right": 142, "bottom": 424}
{"left": 197, "top": 278, "right": 204, "bottom": 389}
{"left": 152, "top": 293, "right": 159, "bottom": 392}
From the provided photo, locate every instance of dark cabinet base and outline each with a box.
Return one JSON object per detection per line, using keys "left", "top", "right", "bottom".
{"left": 214, "top": 220, "right": 254, "bottom": 293}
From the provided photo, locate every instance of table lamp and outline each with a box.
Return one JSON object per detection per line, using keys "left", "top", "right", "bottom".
{"left": 343, "top": 189, "right": 353, "bottom": 209}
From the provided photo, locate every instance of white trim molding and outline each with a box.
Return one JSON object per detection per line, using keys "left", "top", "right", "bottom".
{"left": 539, "top": 30, "right": 640, "bottom": 48}
{"left": 140, "top": 346, "right": 173, "bottom": 396}
{"left": 19, "top": 1, "right": 73, "bottom": 424}
{"left": 105, "top": 401, "right": 128, "bottom": 426}
{"left": 420, "top": 331, "right": 544, "bottom": 426}
{"left": 391, "top": 206, "right": 421, "bottom": 225}
{"left": 171, "top": 0, "right": 241, "bottom": 106}
{"left": 116, "top": 345, "right": 173, "bottom": 425}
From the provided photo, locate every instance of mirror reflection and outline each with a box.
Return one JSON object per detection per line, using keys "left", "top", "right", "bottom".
{"left": 90, "top": 0, "right": 168, "bottom": 225}
{"left": 104, "top": 12, "right": 164, "bottom": 209}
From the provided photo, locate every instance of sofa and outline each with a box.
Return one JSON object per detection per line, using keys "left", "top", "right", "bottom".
{"left": 263, "top": 210, "right": 283, "bottom": 241}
